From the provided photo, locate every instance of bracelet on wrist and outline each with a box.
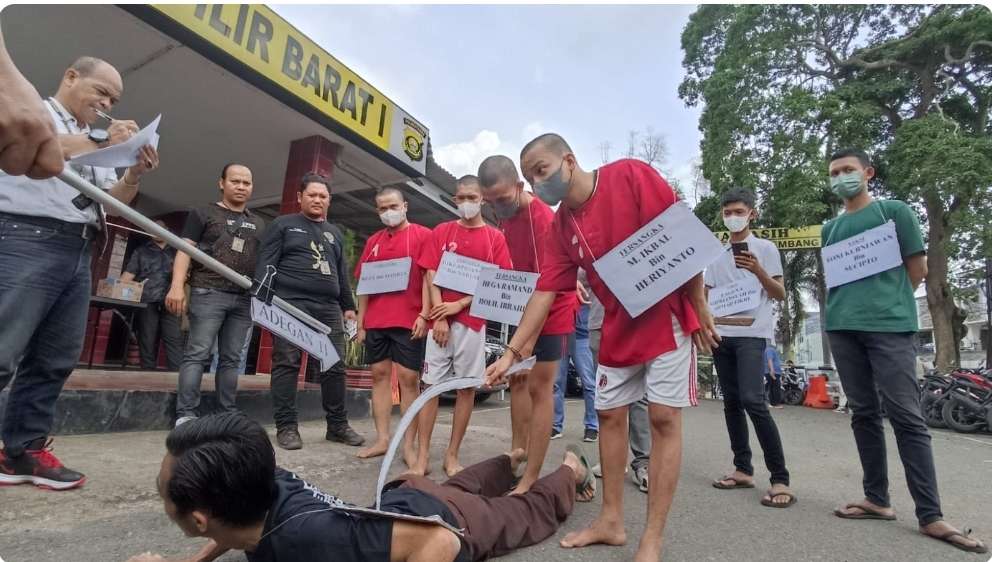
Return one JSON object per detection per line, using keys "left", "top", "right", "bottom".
{"left": 506, "top": 345, "right": 523, "bottom": 360}
{"left": 122, "top": 172, "right": 140, "bottom": 187}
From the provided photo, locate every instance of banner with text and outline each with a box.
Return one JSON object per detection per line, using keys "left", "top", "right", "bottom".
{"left": 356, "top": 257, "right": 412, "bottom": 295}
{"left": 822, "top": 221, "right": 902, "bottom": 289}
{"left": 251, "top": 297, "right": 338, "bottom": 370}
{"left": 469, "top": 268, "right": 540, "bottom": 325}
{"left": 594, "top": 202, "right": 724, "bottom": 318}
{"left": 708, "top": 276, "right": 762, "bottom": 318}
{"left": 433, "top": 251, "right": 497, "bottom": 296}
{"left": 714, "top": 225, "right": 823, "bottom": 250}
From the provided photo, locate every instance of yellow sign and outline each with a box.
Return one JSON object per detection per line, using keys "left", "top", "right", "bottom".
{"left": 714, "top": 226, "right": 823, "bottom": 250}
{"left": 148, "top": 4, "right": 427, "bottom": 174}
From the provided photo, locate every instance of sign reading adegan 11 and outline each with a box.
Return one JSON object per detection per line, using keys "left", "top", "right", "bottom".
{"left": 148, "top": 4, "right": 428, "bottom": 175}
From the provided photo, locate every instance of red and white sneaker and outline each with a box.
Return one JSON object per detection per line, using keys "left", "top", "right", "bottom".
{"left": 0, "top": 438, "right": 86, "bottom": 490}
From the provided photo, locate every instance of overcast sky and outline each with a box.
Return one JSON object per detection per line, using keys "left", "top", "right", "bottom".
{"left": 275, "top": 4, "right": 703, "bottom": 192}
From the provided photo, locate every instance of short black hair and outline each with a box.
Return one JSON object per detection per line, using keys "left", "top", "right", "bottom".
{"left": 520, "top": 133, "right": 573, "bottom": 160}
{"left": 300, "top": 172, "right": 331, "bottom": 194}
{"left": 456, "top": 174, "right": 481, "bottom": 193}
{"left": 828, "top": 148, "right": 871, "bottom": 168}
{"left": 165, "top": 413, "right": 276, "bottom": 527}
{"left": 70, "top": 56, "right": 111, "bottom": 77}
{"left": 719, "top": 187, "right": 756, "bottom": 209}
{"left": 220, "top": 163, "right": 250, "bottom": 180}
{"left": 478, "top": 155, "right": 520, "bottom": 188}
{"left": 375, "top": 186, "right": 406, "bottom": 203}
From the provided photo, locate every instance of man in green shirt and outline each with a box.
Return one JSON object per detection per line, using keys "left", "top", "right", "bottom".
{"left": 824, "top": 148, "right": 985, "bottom": 554}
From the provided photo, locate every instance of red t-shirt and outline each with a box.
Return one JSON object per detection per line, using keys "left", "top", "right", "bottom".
{"left": 500, "top": 197, "right": 577, "bottom": 336}
{"left": 536, "top": 159, "right": 701, "bottom": 367}
{"left": 354, "top": 223, "right": 432, "bottom": 330}
{"left": 419, "top": 221, "right": 514, "bottom": 332}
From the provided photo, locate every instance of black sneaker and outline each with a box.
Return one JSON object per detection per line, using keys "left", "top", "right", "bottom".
{"left": 0, "top": 439, "right": 86, "bottom": 490}
{"left": 276, "top": 427, "right": 303, "bottom": 450}
{"left": 326, "top": 425, "right": 365, "bottom": 447}
{"left": 583, "top": 429, "right": 599, "bottom": 443}
{"left": 550, "top": 429, "right": 563, "bottom": 440}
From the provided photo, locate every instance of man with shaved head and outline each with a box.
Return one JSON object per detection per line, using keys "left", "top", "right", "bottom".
{"left": 0, "top": 55, "right": 160, "bottom": 490}
{"left": 478, "top": 155, "right": 580, "bottom": 497}
{"left": 487, "top": 133, "right": 718, "bottom": 561}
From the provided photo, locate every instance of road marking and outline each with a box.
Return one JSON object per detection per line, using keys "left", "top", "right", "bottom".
{"left": 953, "top": 435, "right": 992, "bottom": 447}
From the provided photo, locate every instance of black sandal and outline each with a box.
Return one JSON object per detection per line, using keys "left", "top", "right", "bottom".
{"left": 566, "top": 443, "right": 596, "bottom": 502}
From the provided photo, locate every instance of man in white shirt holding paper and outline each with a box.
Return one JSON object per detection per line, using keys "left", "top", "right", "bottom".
{"left": 0, "top": 56, "right": 159, "bottom": 490}
{"left": 704, "top": 188, "right": 794, "bottom": 508}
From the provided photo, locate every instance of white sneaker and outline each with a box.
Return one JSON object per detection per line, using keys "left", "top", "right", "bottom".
{"left": 631, "top": 466, "right": 649, "bottom": 493}
{"left": 175, "top": 416, "right": 197, "bottom": 428}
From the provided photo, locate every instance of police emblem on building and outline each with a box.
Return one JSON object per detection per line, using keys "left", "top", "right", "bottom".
{"left": 402, "top": 117, "right": 426, "bottom": 162}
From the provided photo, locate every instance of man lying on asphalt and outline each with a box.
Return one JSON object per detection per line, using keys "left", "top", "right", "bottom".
{"left": 125, "top": 413, "right": 596, "bottom": 562}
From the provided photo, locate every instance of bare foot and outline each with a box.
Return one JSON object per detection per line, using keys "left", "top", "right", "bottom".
{"left": 403, "top": 446, "right": 418, "bottom": 469}
{"left": 356, "top": 441, "right": 389, "bottom": 459}
{"left": 507, "top": 448, "right": 527, "bottom": 473}
{"left": 402, "top": 462, "right": 432, "bottom": 478}
{"left": 443, "top": 459, "right": 464, "bottom": 477}
{"left": 562, "top": 451, "right": 595, "bottom": 502}
{"left": 509, "top": 478, "right": 535, "bottom": 496}
{"left": 560, "top": 517, "right": 626, "bottom": 549}
{"left": 633, "top": 540, "right": 663, "bottom": 562}
{"left": 921, "top": 520, "right": 988, "bottom": 553}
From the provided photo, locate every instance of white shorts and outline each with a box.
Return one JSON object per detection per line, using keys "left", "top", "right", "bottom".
{"left": 422, "top": 322, "right": 487, "bottom": 385}
{"left": 595, "top": 316, "right": 697, "bottom": 410}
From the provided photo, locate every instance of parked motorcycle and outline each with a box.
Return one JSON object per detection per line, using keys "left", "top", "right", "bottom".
{"left": 920, "top": 373, "right": 953, "bottom": 429}
{"left": 941, "top": 369, "right": 992, "bottom": 433}
{"left": 782, "top": 369, "right": 806, "bottom": 406}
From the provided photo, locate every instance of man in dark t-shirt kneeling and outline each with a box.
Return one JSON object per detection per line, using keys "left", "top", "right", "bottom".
{"left": 125, "top": 413, "right": 592, "bottom": 562}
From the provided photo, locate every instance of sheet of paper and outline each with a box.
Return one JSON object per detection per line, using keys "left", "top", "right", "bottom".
{"left": 70, "top": 115, "right": 161, "bottom": 168}
{"left": 593, "top": 202, "right": 724, "bottom": 318}
{"left": 822, "top": 221, "right": 902, "bottom": 289}
{"left": 356, "top": 257, "right": 412, "bottom": 295}
{"left": 507, "top": 355, "right": 537, "bottom": 375}
{"left": 708, "top": 276, "right": 762, "bottom": 317}
{"left": 469, "top": 268, "right": 539, "bottom": 326}
{"left": 433, "top": 251, "right": 497, "bottom": 295}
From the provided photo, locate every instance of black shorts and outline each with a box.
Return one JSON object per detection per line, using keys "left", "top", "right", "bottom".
{"left": 533, "top": 334, "right": 567, "bottom": 362}
{"left": 365, "top": 328, "right": 426, "bottom": 372}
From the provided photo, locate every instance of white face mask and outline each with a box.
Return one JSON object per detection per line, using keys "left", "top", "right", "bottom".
{"left": 723, "top": 214, "right": 750, "bottom": 233}
{"left": 457, "top": 201, "right": 481, "bottom": 220}
{"left": 379, "top": 209, "right": 406, "bottom": 227}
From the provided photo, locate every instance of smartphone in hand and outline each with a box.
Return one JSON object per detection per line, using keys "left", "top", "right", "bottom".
{"left": 731, "top": 242, "right": 748, "bottom": 268}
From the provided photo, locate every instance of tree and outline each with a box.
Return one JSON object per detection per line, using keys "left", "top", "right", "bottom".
{"left": 680, "top": 4, "right": 992, "bottom": 372}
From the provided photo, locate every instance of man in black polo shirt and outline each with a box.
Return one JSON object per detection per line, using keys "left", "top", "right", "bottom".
{"left": 121, "top": 220, "right": 182, "bottom": 370}
{"left": 166, "top": 163, "right": 263, "bottom": 426}
{"left": 255, "top": 173, "right": 363, "bottom": 449}
{"left": 126, "top": 413, "right": 589, "bottom": 562}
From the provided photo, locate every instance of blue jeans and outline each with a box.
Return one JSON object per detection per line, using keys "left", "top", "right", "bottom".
{"left": 176, "top": 288, "right": 252, "bottom": 418}
{"left": 0, "top": 217, "right": 92, "bottom": 456}
{"left": 209, "top": 327, "right": 252, "bottom": 375}
{"left": 553, "top": 333, "right": 598, "bottom": 432}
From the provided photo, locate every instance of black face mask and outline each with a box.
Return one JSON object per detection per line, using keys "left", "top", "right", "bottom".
{"left": 492, "top": 189, "right": 521, "bottom": 219}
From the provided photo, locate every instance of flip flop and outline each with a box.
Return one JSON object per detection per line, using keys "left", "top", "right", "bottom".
{"left": 921, "top": 528, "right": 989, "bottom": 554}
{"left": 712, "top": 475, "right": 755, "bottom": 489}
{"left": 833, "top": 503, "right": 897, "bottom": 520}
{"left": 566, "top": 443, "right": 596, "bottom": 502}
{"left": 761, "top": 491, "right": 797, "bottom": 508}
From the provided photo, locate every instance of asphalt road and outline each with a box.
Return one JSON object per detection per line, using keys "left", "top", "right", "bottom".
{"left": 1, "top": 398, "right": 989, "bottom": 562}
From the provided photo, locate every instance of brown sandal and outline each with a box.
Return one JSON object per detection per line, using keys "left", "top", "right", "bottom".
{"left": 712, "top": 475, "right": 755, "bottom": 489}
{"left": 921, "top": 528, "right": 988, "bottom": 554}
{"left": 761, "top": 491, "right": 797, "bottom": 508}
{"left": 833, "top": 503, "right": 896, "bottom": 520}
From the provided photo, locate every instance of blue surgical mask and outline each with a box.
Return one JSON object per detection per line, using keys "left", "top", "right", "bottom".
{"left": 534, "top": 161, "right": 571, "bottom": 206}
{"left": 830, "top": 172, "right": 865, "bottom": 199}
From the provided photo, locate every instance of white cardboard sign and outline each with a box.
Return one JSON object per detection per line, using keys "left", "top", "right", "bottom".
{"left": 469, "top": 268, "right": 540, "bottom": 326}
{"left": 708, "top": 276, "right": 762, "bottom": 318}
{"left": 251, "top": 297, "right": 338, "bottom": 371}
{"left": 593, "top": 202, "right": 724, "bottom": 318}
{"left": 432, "top": 251, "right": 496, "bottom": 295}
{"left": 356, "top": 257, "right": 412, "bottom": 295}
{"left": 822, "top": 221, "right": 902, "bottom": 289}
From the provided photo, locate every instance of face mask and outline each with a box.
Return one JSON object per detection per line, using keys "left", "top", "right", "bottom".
{"left": 492, "top": 191, "right": 521, "bottom": 219}
{"left": 830, "top": 172, "right": 865, "bottom": 199}
{"left": 379, "top": 209, "right": 406, "bottom": 227}
{"left": 534, "top": 160, "right": 571, "bottom": 206}
{"left": 457, "top": 201, "right": 481, "bottom": 220}
{"left": 722, "top": 214, "right": 749, "bottom": 233}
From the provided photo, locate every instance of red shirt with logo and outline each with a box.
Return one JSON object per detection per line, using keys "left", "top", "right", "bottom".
{"left": 536, "top": 159, "right": 701, "bottom": 367}
{"left": 354, "top": 223, "right": 432, "bottom": 330}
{"left": 419, "top": 221, "right": 513, "bottom": 332}
{"left": 500, "top": 197, "right": 577, "bottom": 336}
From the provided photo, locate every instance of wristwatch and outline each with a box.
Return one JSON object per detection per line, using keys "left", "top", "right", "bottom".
{"left": 87, "top": 129, "right": 110, "bottom": 146}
